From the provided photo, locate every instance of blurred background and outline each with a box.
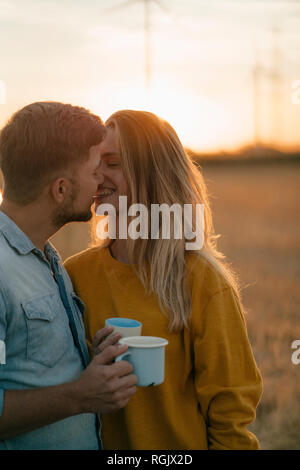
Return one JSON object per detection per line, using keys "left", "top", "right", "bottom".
{"left": 0, "top": 0, "right": 299, "bottom": 449}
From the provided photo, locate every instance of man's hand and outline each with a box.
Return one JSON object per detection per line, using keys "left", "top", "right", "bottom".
{"left": 0, "top": 336, "right": 137, "bottom": 440}
{"left": 73, "top": 343, "right": 137, "bottom": 414}
{"left": 92, "top": 326, "right": 122, "bottom": 357}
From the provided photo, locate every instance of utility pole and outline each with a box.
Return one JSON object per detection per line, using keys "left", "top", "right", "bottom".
{"left": 253, "top": 41, "right": 261, "bottom": 150}
{"left": 105, "top": 0, "right": 170, "bottom": 96}
{"left": 270, "top": 25, "right": 282, "bottom": 146}
{"left": 144, "top": 0, "right": 151, "bottom": 93}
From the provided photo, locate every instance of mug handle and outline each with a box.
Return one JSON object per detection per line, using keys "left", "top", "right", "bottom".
{"left": 115, "top": 352, "right": 132, "bottom": 363}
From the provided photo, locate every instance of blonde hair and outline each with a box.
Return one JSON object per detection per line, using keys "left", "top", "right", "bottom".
{"left": 92, "top": 110, "right": 240, "bottom": 331}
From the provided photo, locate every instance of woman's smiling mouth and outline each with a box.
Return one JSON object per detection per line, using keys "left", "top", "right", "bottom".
{"left": 94, "top": 188, "right": 116, "bottom": 199}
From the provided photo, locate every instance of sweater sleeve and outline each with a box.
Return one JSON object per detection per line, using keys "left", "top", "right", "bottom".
{"left": 192, "top": 287, "right": 263, "bottom": 450}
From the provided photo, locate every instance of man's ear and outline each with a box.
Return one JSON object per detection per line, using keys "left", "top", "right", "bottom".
{"left": 50, "top": 178, "right": 70, "bottom": 203}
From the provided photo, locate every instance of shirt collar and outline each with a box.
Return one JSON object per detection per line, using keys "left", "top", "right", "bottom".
{"left": 44, "top": 241, "right": 61, "bottom": 263}
{"left": 0, "top": 211, "right": 60, "bottom": 261}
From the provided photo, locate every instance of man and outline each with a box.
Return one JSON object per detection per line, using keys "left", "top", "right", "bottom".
{"left": 0, "top": 102, "right": 137, "bottom": 450}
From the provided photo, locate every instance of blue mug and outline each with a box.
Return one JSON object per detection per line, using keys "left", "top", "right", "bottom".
{"left": 116, "top": 336, "right": 168, "bottom": 387}
{"left": 105, "top": 317, "right": 142, "bottom": 337}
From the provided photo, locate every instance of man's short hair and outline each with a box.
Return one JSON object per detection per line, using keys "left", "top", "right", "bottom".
{"left": 0, "top": 101, "right": 105, "bottom": 204}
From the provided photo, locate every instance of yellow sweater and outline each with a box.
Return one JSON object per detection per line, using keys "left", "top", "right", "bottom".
{"left": 65, "top": 246, "right": 262, "bottom": 450}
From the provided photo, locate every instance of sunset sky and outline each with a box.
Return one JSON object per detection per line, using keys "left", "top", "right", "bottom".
{"left": 0, "top": 0, "right": 299, "bottom": 152}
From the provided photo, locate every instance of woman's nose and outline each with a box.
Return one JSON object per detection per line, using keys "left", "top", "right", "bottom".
{"left": 98, "top": 172, "right": 105, "bottom": 185}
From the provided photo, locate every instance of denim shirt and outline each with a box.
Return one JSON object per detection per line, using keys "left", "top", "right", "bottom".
{"left": 0, "top": 211, "right": 100, "bottom": 450}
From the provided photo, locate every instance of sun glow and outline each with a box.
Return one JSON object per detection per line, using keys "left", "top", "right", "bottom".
{"left": 85, "top": 80, "right": 244, "bottom": 153}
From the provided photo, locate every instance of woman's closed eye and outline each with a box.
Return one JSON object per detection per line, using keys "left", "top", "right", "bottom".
{"left": 107, "top": 162, "right": 120, "bottom": 167}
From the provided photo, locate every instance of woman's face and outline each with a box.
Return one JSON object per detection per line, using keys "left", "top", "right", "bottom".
{"left": 94, "top": 125, "right": 128, "bottom": 214}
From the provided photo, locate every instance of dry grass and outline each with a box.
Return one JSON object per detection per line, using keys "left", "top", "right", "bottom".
{"left": 201, "top": 160, "right": 300, "bottom": 449}
{"left": 52, "top": 159, "right": 300, "bottom": 449}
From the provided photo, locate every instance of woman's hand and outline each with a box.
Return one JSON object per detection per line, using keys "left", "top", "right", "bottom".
{"left": 91, "top": 326, "right": 122, "bottom": 358}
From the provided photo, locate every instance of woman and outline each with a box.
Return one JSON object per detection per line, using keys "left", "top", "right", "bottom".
{"left": 65, "top": 110, "right": 262, "bottom": 450}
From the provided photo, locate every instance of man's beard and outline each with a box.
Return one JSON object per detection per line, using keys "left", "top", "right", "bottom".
{"left": 53, "top": 206, "right": 92, "bottom": 227}
{"left": 52, "top": 182, "right": 92, "bottom": 228}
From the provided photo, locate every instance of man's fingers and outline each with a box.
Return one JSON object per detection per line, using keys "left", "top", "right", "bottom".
{"left": 92, "top": 326, "right": 114, "bottom": 349}
{"left": 95, "top": 344, "right": 129, "bottom": 366}
{"left": 103, "top": 379, "right": 137, "bottom": 410}
{"left": 94, "top": 332, "right": 123, "bottom": 355}
{"left": 112, "top": 385, "right": 137, "bottom": 404}
{"left": 110, "top": 360, "right": 135, "bottom": 378}
{"left": 116, "top": 371, "right": 138, "bottom": 389}
{"left": 101, "top": 393, "right": 134, "bottom": 414}
{"left": 105, "top": 373, "right": 138, "bottom": 398}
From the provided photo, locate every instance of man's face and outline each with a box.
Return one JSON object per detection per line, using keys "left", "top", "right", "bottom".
{"left": 94, "top": 126, "right": 128, "bottom": 214}
{"left": 52, "top": 143, "right": 103, "bottom": 226}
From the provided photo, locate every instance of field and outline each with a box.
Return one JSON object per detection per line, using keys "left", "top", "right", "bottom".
{"left": 52, "top": 159, "right": 300, "bottom": 450}
{"left": 201, "top": 159, "right": 300, "bottom": 449}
